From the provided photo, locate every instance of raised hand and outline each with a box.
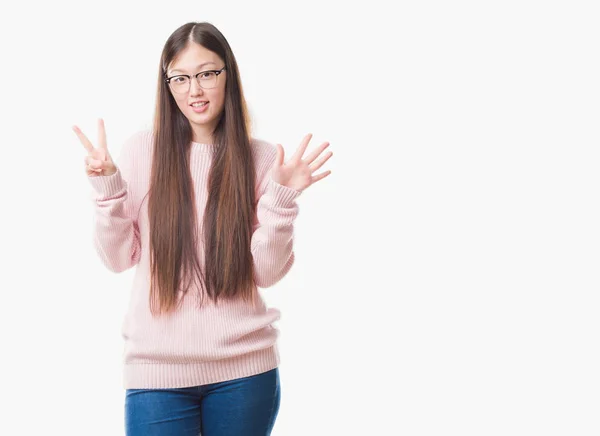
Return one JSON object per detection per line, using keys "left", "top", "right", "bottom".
{"left": 271, "top": 133, "right": 333, "bottom": 192}
{"left": 73, "top": 118, "right": 117, "bottom": 177}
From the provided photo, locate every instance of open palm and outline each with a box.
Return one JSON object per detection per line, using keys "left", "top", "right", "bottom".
{"left": 271, "top": 133, "right": 333, "bottom": 192}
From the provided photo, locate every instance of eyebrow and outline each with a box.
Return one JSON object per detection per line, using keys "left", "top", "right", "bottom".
{"left": 169, "top": 62, "right": 216, "bottom": 74}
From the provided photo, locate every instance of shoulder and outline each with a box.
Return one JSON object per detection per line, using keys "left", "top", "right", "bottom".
{"left": 249, "top": 137, "right": 277, "bottom": 167}
{"left": 113, "top": 129, "right": 153, "bottom": 182}
{"left": 249, "top": 137, "right": 278, "bottom": 192}
{"left": 122, "top": 129, "right": 153, "bottom": 154}
{"left": 116, "top": 129, "right": 153, "bottom": 166}
{"left": 250, "top": 137, "right": 276, "bottom": 154}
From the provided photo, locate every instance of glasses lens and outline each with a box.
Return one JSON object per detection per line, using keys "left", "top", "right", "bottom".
{"left": 170, "top": 76, "right": 190, "bottom": 93}
{"left": 199, "top": 71, "right": 217, "bottom": 89}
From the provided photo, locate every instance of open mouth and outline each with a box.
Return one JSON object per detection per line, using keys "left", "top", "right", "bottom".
{"left": 190, "top": 101, "right": 209, "bottom": 113}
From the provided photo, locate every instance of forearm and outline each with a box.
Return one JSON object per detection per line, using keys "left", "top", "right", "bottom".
{"left": 89, "top": 169, "right": 141, "bottom": 272}
{"left": 251, "top": 177, "right": 301, "bottom": 287}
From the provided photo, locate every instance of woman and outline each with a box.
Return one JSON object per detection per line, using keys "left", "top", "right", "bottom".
{"left": 73, "top": 21, "right": 332, "bottom": 435}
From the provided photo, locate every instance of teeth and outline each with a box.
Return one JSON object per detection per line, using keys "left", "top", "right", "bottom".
{"left": 192, "top": 102, "right": 207, "bottom": 107}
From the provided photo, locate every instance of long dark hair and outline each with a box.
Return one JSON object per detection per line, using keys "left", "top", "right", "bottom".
{"left": 148, "top": 22, "right": 256, "bottom": 315}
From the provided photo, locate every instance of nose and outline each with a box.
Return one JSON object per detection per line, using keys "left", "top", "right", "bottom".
{"left": 189, "top": 78, "right": 204, "bottom": 96}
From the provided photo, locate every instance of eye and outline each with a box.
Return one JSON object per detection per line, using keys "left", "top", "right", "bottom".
{"left": 199, "top": 71, "right": 216, "bottom": 80}
{"left": 172, "top": 76, "right": 188, "bottom": 84}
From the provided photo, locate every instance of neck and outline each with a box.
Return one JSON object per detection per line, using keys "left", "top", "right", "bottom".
{"left": 191, "top": 124, "right": 215, "bottom": 145}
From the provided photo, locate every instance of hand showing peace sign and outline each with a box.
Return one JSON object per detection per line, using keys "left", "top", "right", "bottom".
{"left": 271, "top": 133, "right": 333, "bottom": 192}
{"left": 72, "top": 118, "right": 117, "bottom": 177}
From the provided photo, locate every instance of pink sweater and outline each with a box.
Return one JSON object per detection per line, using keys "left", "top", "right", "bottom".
{"left": 87, "top": 130, "right": 301, "bottom": 389}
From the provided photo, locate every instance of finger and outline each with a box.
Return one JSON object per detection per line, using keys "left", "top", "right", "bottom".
{"left": 275, "top": 144, "right": 285, "bottom": 166}
{"left": 85, "top": 163, "right": 102, "bottom": 174}
{"left": 309, "top": 151, "right": 333, "bottom": 173}
{"left": 87, "top": 157, "right": 105, "bottom": 170}
{"left": 310, "top": 170, "right": 332, "bottom": 184}
{"left": 291, "top": 133, "right": 312, "bottom": 162}
{"left": 73, "top": 125, "right": 95, "bottom": 153}
{"left": 98, "top": 118, "right": 108, "bottom": 151}
{"left": 304, "top": 141, "right": 330, "bottom": 165}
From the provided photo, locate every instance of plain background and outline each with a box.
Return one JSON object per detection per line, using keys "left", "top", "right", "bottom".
{"left": 0, "top": 0, "right": 599, "bottom": 435}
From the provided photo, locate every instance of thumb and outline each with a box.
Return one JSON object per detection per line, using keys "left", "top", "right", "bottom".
{"left": 275, "top": 144, "right": 285, "bottom": 167}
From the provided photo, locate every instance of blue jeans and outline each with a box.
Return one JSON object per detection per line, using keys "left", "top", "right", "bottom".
{"left": 125, "top": 368, "right": 280, "bottom": 435}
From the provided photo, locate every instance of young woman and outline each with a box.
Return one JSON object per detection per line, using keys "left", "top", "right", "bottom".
{"left": 73, "top": 21, "right": 332, "bottom": 435}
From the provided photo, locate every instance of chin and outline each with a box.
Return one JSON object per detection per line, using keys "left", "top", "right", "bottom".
{"left": 187, "top": 108, "right": 208, "bottom": 119}
{"left": 191, "top": 116, "right": 215, "bottom": 127}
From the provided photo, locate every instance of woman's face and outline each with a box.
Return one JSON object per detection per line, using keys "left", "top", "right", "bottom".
{"left": 166, "top": 43, "right": 227, "bottom": 143}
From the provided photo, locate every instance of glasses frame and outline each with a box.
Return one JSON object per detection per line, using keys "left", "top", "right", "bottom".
{"left": 165, "top": 67, "right": 227, "bottom": 93}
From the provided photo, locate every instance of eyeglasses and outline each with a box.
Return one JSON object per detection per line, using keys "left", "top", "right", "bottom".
{"left": 165, "top": 67, "right": 226, "bottom": 94}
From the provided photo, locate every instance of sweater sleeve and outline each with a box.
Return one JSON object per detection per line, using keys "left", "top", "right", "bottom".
{"left": 87, "top": 135, "right": 142, "bottom": 273}
{"left": 251, "top": 148, "right": 302, "bottom": 288}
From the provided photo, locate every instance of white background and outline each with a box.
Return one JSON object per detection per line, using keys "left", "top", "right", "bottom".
{"left": 0, "top": 0, "right": 599, "bottom": 435}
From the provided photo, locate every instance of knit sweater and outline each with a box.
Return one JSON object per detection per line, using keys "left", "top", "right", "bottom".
{"left": 87, "top": 130, "right": 301, "bottom": 389}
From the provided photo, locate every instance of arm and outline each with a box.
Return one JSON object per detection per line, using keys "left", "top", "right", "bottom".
{"left": 250, "top": 133, "right": 332, "bottom": 288}
{"left": 251, "top": 157, "right": 302, "bottom": 288}
{"left": 87, "top": 135, "right": 142, "bottom": 273}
